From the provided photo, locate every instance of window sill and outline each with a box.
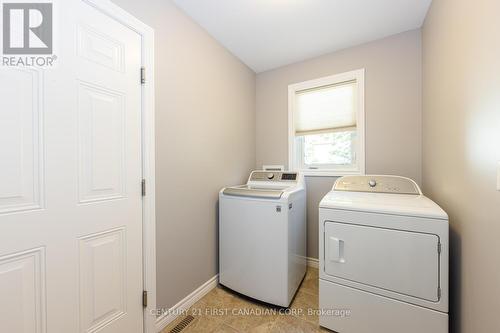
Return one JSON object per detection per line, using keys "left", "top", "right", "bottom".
{"left": 299, "top": 169, "right": 364, "bottom": 177}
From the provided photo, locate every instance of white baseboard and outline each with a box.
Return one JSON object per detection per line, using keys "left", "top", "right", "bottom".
{"left": 307, "top": 257, "right": 319, "bottom": 268}
{"left": 155, "top": 275, "right": 218, "bottom": 332}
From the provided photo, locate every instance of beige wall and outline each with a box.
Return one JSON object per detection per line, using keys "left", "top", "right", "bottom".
{"left": 112, "top": 0, "right": 256, "bottom": 309}
{"left": 422, "top": 0, "right": 500, "bottom": 332}
{"left": 256, "top": 30, "right": 422, "bottom": 258}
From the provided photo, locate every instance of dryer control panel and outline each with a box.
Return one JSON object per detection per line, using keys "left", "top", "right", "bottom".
{"left": 333, "top": 175, "right": 421, "bottom": 195}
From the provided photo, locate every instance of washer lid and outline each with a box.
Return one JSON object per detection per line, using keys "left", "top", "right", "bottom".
{"left": 320, "top": 191, "right": 448, "bottom": 220}
{"left": 222, "top": 185, "right": 284, "bottom": 199}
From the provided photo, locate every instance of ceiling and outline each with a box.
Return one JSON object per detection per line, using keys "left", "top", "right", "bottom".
{"left": 172, "top": 0, "right": 432, "bottom": 73}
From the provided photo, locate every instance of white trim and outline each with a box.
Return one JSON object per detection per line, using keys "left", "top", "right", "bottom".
{"left": 81, "top": 2, "right": 156, "bottom": 333}
{"left": 288, "top": 69, "right": 366, "bottom": 177}
{"left": 307, "top": 257, "right": 319, "bottom": 269}
{"left": 156, "top": 275, "right": 219, "bottom": 332}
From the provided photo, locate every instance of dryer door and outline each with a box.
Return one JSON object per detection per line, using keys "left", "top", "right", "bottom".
{"left": 324, "top": 222, "right": 440, "bottom": 302}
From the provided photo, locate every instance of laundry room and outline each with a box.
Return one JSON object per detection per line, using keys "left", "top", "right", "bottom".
{"left": 0, "top": 0, "right": 498, "bottom": 333}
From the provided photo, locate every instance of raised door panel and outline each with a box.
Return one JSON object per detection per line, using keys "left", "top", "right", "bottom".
{"left": 0, "top": 68, "right": 43, "bottom": 213}
{"left": 0, "top": 248, "right": 46, "bottom": 333}
{"left": 78, "top": 82, "right": 126, "bottom": 203}
{"left": 79, "top": 228, "right": 126, "bottom": 333}
{"left": 77, "top": 25, "right": 125, "bottom": 73}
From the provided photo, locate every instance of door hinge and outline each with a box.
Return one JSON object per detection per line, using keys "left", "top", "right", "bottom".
{"left": 141, "top": 67, "right": 146, "bottom": 84}
{"left": 141, "top": 179, "right": 146, "bottom": 197}
{"left": 438, "top": 242, "right": 442, "bottom": 254}
{"left": 142, "top": 290, "right": 148, "bottom": 307}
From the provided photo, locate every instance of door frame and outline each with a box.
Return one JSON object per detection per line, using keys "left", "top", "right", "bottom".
{"left": 82, "top": 1, "right": 156, "bottom": 332}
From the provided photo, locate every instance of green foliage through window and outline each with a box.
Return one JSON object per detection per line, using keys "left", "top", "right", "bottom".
{"left": 303, "top": 131, "right": 356, "bottom": 166}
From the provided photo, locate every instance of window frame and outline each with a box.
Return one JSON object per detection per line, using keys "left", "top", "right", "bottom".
{"left": 288, "top": 69, "right": 366, "bottom": 177}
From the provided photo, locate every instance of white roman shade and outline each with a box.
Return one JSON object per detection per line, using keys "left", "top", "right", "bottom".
{"left": 294, "top": 80, "right": 357, "bottom": 136}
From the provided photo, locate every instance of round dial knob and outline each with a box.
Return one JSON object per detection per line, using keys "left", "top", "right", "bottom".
{"left": 267, "top": 173, "right": 275, "bottom": 180}
{"left": 368, "top": 180, "right": 377, "bottom": 187}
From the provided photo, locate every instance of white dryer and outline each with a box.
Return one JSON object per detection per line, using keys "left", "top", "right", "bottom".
{"left": 319, "top": 175, "right": 449, "bottom": 333}
{"left": 219, "top": 170, "right": 306, "bottom": 307}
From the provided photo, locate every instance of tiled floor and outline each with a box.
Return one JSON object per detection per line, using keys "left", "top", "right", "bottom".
{"left": 162, "top": 267, "right": 331, "bottom": 333}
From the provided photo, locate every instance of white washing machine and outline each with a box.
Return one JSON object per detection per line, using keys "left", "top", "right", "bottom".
{"left": 219, "top": 170, "right": 306, "bottom": 307}
{"left": 319, "top": 175, "right": 449, "bottom": 333}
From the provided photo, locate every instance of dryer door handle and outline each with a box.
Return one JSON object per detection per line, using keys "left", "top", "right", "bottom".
{"left": 329, "top": 237, "right": 345, "bottom": 263}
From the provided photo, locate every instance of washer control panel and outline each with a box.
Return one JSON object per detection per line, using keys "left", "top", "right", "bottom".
{"left": 334, "top": 175, "right": 421, "bottom": 195}
{"left": 250, "top": 171, "right": 298, "bottom": 182}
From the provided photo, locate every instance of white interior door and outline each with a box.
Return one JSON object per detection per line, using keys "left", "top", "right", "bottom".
{"left": 0, "top": 0, "right": 144, "bottom": 332}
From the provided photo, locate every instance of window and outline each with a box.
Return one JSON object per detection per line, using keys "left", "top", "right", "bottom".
{"left": 288, "top": 69, "right": 365, "bottom": 176}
